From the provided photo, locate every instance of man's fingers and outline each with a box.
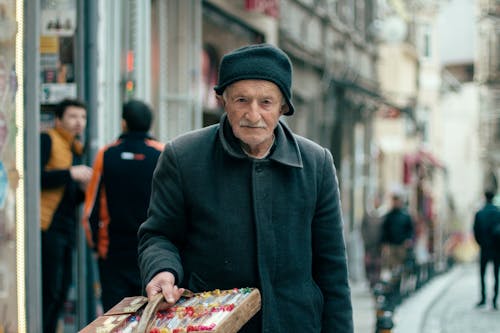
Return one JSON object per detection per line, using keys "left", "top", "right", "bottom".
{"left": 163, "top": 285, "right": 185, "bottom": 305}
{"left": 145, "top": 279, "right": 171, "bottom": 299}
{"left": 145, "top": 271, "right": 184, "bottom": 306}
{"left": 164, "top": 285, "right": 177, "bottom": 304}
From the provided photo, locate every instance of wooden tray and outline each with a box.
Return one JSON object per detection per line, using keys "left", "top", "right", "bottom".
{"left": 79, "top": 288, "right": 261, "bottom": 333}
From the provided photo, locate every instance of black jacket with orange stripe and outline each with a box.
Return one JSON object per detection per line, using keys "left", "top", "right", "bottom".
{"left": 83, "top": 131, "right": 164, "bottom": 266}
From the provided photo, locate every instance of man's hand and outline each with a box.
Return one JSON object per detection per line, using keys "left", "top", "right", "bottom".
{"left": 145, "top": 271, "right": 185, "bottom": 308}
{"left": 70, "top": 165, "right": 93, "bottom": 184}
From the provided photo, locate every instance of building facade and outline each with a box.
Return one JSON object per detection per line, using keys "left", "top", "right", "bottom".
{"left": 277, "top": 0, "right": 383, "bottom": 281}
{"left": 477, "top": 0, "right": 500, "bottom": 192}
{"left": 96, "top": 0, "right": 389, "bottom": 282}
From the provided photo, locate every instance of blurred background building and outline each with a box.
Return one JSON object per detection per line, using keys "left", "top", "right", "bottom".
{"left": 477, "top": 0, "right": 500, "bottom": 192}
{"left": 0, "top": 0, "right": 498, "bottom": 332}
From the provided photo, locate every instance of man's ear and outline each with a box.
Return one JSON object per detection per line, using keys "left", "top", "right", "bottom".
{"left": 121, "top": 119, "right": 128, "bottom": 132}
{"left": 216, "top": 94, "right": 225, "bottom": 107}
{"left": 280, "top": 103, "right": 289, "bottom": 115}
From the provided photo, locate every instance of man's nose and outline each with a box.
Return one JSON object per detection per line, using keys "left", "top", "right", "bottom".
{"left": 244, "top": 101, "right": 260, "bottom": 122}
{"left": 76, "top": 119, "right": 86, "bottom": 129}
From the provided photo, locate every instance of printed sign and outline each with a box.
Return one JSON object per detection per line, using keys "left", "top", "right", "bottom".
{"left": 40, "top": 83, "right": 77, "bottom": 104}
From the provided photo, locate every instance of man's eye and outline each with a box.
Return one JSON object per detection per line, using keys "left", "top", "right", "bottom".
{"left": 235, "top": 98, "right": 247, "bottom": 103}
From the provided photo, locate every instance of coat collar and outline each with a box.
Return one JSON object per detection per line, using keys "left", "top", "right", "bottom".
{"left": 119, "top": 131, "right": 152, "bottom": 141}
{"left": 218, "top": 114, "right": 303, "bottom": 168}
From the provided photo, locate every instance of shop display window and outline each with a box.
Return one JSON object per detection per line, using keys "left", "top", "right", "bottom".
{"left": 40, "top": 0, "right": 77, "bottom": 106}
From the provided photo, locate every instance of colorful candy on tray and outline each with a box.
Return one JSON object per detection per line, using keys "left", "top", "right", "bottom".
{"left": 79, "top": 288, "right": 261, "bottom": 333}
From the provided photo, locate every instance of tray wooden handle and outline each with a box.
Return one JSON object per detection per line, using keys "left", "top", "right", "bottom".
{"left": 133, "top": 293, "right": 164, "bottom": 333}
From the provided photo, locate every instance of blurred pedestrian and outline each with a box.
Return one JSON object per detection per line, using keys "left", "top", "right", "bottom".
{"left": 138, "top": 43, "right": 353, "bottom": 332}
{"left": 380, "top": 189, "right": 415, "bottom": 280}
{"left": 361, "top": 193, "right": 385, "bottom": 287}
{"left": 473, "top": 190, "right": 500, "bottom": 310}
{"left": 41, "top": 98, "right": 92, "bottom": 333}
{"left": 82, "top": 100, "right": 164, "bottom": 311}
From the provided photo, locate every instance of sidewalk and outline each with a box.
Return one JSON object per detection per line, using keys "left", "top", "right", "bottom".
{"left": 392, "top": 265, "right": 462, "bottom": 333}
{"left": 350, "top": 265, "right": 463, "bottom": 333}
{"left": 351, "top": 280, "right": 376, "bottom": 333}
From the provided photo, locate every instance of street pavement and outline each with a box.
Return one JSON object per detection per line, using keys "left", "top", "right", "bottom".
{"left": 351, "top": 262, "right": 500, "bottom": 333}
{"left": 351, "top": 280, "right": 376, "bottom": 333}
{"left": 393, "top": 262, "right": 500, "bottom": 333}
{"left": 419, "top": 263, "right": 500, "bottom": 333}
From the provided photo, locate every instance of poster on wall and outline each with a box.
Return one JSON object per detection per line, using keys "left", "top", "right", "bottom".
{"left": 0, "top": 0, "right": 19, "bottom": 331}
{"left": 40, "top": 9, "right": 76, "bottom": 36}
{"left": 0, "top": 0, "right": 18, "bottom": 236}
{"left": 41, "top": 0, "right": 76, "bottom": 36}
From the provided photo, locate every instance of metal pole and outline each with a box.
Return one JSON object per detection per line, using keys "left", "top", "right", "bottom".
{"left": 75, "top": 0, "right": 88, "bottom": 327}
{"left": 77, "top": 0, "right": 99, "bottom": 328}
{"left": 85, "top": 0, "right": 100, "bottom": 324}
{"left": 24, "top": 0, "right": 42, "bottom": 331}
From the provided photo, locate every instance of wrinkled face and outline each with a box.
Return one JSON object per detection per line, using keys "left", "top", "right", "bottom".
{"left": 219, "top": 80, "right": 288, "bottom": 150}
{"left": 56, "top": 106, "right": 87, "bottom": 136}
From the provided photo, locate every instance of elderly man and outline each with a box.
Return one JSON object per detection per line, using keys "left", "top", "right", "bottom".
{"left": 138, "top": 43, "right": 353, "bottom": 332}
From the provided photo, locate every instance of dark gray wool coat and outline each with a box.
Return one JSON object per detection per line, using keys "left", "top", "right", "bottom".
{"left": 138, "top": 114, "right": 353, "bottom": 333}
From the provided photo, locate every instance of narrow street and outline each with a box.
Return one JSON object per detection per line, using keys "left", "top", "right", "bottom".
{"left": 394, "top": 263, "right": 500, "bottom": 333}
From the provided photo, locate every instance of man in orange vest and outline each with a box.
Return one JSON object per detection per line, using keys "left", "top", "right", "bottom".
{"left": 40, "top": 98, "right": 92, "bottom": 333}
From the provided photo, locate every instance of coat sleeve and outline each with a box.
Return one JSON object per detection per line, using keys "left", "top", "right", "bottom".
{"left": 138, "top": 143, "right": 186, "bottom": 286}
{"left": 82, "top": 148, "right": 105, "bottom": 249}
{"left": 473, "top": 212, "right": 482, "bottom": 245}
{"left": 312, "top": 148, "right": 353, "bottom": 333}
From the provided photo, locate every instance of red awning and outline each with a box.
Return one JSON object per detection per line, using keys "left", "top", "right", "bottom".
{"left": 403, "top": 149, "right": 444, "bottom": 184}
{"left": 405, "top": 149, "right": 444, "bottom": 168}
{"left": 245, "top": 0, "right": 280, "bottom": 18}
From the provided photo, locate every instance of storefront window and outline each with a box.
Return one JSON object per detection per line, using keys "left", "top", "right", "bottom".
{"left": 40, "top": 0, "right": 77, "bottom": 110}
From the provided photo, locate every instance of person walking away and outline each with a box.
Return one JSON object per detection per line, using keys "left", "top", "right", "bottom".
{"left": 82, "top": 100, "right": 164, "bottom": 311}
{"left": 361, "top": 194, "right": 385, "bottom": 288}
{"left": 138, "top": 43, "right": 353, "bottom": 333}
{"left": 380, "top": 190, "right": 415, "bottom": 282}
{"left": 41, "top": 98, "right": 92, "bottom": 333}
{"left": 473, "top": 190, "right": 500, "bottom": 310}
